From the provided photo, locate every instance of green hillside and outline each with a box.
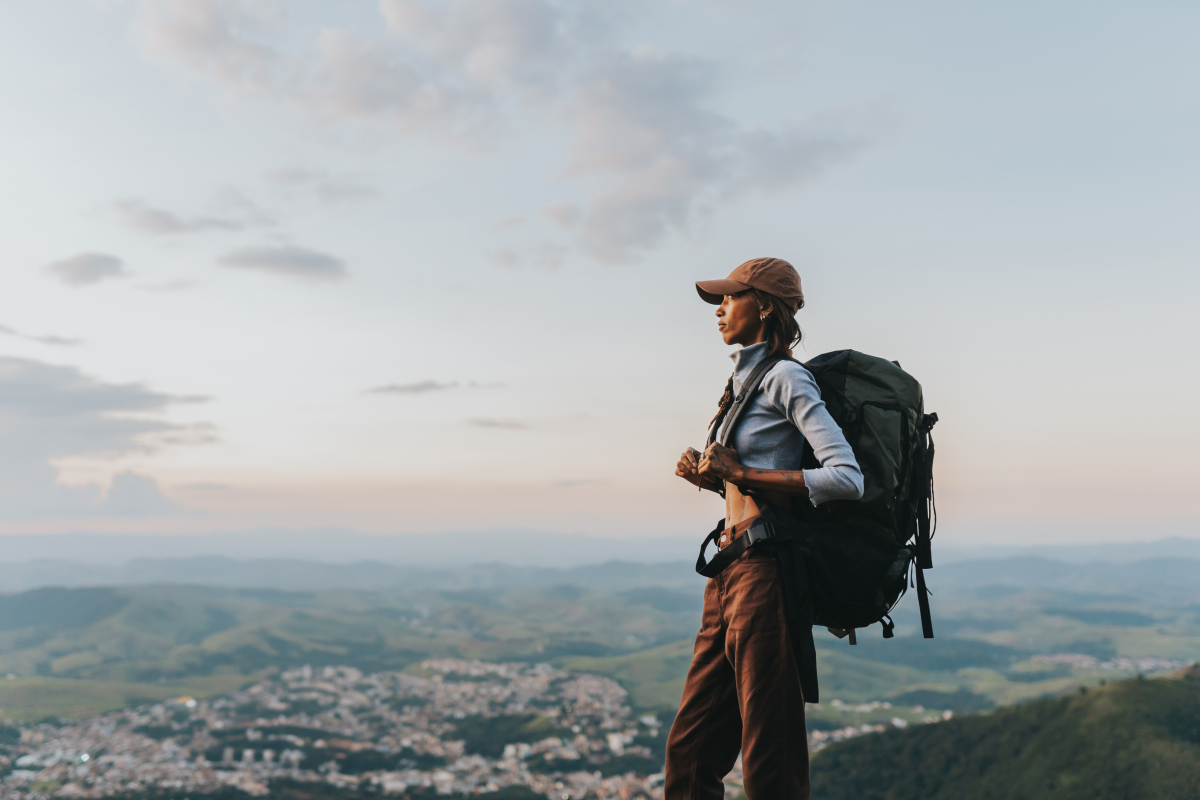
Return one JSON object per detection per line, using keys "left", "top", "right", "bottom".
{"left": 810, "top": 666, "right": 1200, "bottom": 800}
{"left": 0, "top": 584, "right": 698, "bottom": 684}
{"left": 2, "top": 566, "right": 1199, "bottom": 723}
{"left": 0, "top": 674, "right": 260, "bottom": 722}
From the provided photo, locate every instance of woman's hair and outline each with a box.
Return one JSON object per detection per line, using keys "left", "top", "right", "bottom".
{"left": 746, "top": 288, "right": 803, "bottom": 358}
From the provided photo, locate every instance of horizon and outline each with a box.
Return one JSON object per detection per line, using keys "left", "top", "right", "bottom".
{"left": 1, "top": 527, "right": 1199, "bottom": 570}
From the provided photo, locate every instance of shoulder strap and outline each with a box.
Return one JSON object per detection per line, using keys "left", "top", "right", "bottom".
{"left": 707, "top": 356, "right": 783, "bottom": 448}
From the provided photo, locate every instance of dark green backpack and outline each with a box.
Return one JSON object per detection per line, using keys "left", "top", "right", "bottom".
{"left": 696, "top": 349, "right": 938, "bottom": 702}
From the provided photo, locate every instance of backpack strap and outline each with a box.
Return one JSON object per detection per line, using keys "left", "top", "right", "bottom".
{"left": 914, "top": 412, "right": 938, "bottom": 639}
{"left": 707, "top": 356, "right": 784, "bottom": 449}
{"left": 772, "top": 534, "right": 821, "bottom": 703}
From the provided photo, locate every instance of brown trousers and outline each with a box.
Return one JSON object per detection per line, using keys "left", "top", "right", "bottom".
{"left": 664, "top": 548, "right": 810, "bottom": 800}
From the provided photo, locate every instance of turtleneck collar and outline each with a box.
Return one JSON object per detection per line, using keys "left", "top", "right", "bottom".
{"left": 730, "top": 341, "right": 770, "bottom": 393}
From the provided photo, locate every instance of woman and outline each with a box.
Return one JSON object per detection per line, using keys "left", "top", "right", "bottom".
{"left": 664, "top": 257, "right": 864, "bottom": 800}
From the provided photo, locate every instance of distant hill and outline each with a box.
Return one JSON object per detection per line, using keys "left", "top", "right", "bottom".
{"left": 0, "top": 582, "right": 700, "bottom": 688}
{"left": 0, "top": 529, "right": 1196, "bottom": 573}
{"left": 0, "top": 529, "right": 700, "bottom": 568}
{"left": 0, "top": 556, "right": 703, "bottom": 593}
{"left": 928, "top": 556, "right": 1200, "bottom": 603}
{"left": 810, "top": 667, "right": 1200, "bottom": 800}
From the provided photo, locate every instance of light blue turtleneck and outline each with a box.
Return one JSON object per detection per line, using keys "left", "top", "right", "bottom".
{"left": 716, "top": 342, "right": 864, "bottom": 507}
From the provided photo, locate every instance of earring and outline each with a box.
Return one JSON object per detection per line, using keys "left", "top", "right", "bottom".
{"left": 760, "top": 313, "right": 769, "bottom": 321}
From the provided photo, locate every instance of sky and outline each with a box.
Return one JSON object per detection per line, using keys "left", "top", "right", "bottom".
{"left": 0, "top": 0, "right": 1197, "bottom": 546}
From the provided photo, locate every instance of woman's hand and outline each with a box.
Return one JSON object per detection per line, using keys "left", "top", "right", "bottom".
{"left": 699, "top": 443, "right": 744, "bottom": 484}
{"left": 676, "top": 447, "right": 719, "bottom": 491}
{"left": 676, "top": 447, "right": 703, "bottom": 486}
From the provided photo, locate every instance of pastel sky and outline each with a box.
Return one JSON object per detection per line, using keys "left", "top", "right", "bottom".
{"left": 0, "top": 0, "right": 1196, "bottom": 544}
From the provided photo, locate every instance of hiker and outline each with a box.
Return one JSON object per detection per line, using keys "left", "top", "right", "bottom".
{"left": 664, "top": 257, "right": 865, "bottom": 800}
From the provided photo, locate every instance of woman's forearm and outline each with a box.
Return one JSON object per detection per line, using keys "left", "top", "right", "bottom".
{"left": 729, "top": 466, "right": 811, "bottom": 498}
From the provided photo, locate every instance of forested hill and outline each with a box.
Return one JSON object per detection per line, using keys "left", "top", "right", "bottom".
{"left": 810, "top": 665, "right": 1200, "bottom": 800}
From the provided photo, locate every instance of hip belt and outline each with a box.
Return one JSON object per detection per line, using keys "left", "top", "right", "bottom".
{"left": 696, "top": 515, "right": 784, "bottom": 578}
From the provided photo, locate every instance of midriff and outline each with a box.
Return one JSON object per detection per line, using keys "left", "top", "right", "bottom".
{"left": 725, "top": 482, "right": 790, "bottom": 527}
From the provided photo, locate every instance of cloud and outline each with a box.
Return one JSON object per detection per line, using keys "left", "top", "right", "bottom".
{"left": 115, "top": 0, "right": 873, "bottom": 261}
{"left": 379, "top": 0, "right": 570, "bottom": 92}
{"left": 218, "top": 245, "right": 347, "bottom": 281}
{"left": 44, "top": 253, "right": 126, "bottom": 286}
{"left": 0, "top": 356, "right": 208, "bottom": 518}
{"left": 132, "top": 0, "right": 284, "bottom": 93}
{"left": 115, "top": 199, "right": 241, "bottom": 234}
{"left": 368, "top": 380, "right": 503, "bottom": 395}
{"left": 468, "top": 417, "right": 526, "bottom": 430}
{"left": 369, "top": 380, "right": 458, "bottom": 395}
{"left": 0, "top": 324, "right": 81, "bottom": 346}
{"left": 101, "top": 471, "right": 180, "bottom": 516}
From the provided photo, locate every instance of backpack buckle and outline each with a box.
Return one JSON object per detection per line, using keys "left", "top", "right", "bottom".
{"left": 744, "top": 518, "right": 776, "bottom": 547}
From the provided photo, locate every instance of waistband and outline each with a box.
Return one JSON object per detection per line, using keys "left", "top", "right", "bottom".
{"left": 717, "top": 515, "right": 763, "bottom": 551}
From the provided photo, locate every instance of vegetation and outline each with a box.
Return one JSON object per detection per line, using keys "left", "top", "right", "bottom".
{"left": 0, "top": 674, "right": 262, "bottom": 722}
{"left": 449, "top": 714, "right": 561, "bottom": 757}
{"left": 105, "top": 783, "right": 546, "bottom": 800}
{"left": 1, "top": 556, "right": 1198, "bottom": 722}
{"left": 810, "top": 667, "right": 1200, "bottom": 800}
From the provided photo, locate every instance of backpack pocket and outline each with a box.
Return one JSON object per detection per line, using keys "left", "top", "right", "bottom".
{"left": 847, "top": 402, "right": 907, "bottom": 528}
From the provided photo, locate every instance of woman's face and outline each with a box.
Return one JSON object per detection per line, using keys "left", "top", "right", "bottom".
{"left": 716, "top": 292, "right": 767, "bottom": 346}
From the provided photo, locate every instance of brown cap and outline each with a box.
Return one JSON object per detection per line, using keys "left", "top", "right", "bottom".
{"left": 696, "top": 257, "right": 804, "bottom": 312}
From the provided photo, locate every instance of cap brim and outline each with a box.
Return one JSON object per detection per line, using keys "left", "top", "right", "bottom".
{"left": 695, "top": 279, "right": 750, "bottom": 305}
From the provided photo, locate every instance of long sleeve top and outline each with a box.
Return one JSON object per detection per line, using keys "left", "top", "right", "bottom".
{"left": 719, "top": 342, "right": 864, "bottom": 507}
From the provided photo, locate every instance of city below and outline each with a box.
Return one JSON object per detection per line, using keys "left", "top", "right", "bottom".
{"left": 0, "top": 659, "right": 975, "bottom": 799}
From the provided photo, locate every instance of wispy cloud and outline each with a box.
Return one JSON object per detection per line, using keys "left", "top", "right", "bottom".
{"left": 113, "top": 0, "right": 873, "bottom": 262}
{"left": 468, "top": 418, "right": 526, "bottom": 430}
{"left": 369, "top": 380, "right": 458, "bottom": 395}
{"left": 115, "top": 199, "right": 241, "bottom": 234}
{"left": 218, "top": 245, "right": 347, "bottom": 281}
{"left": 368, "top": 380, "right": 504, "bottom": 395}
{"left": 0, "top": 355, "right": 209, "bottom": 518}
{"left": 132, "top": 0, "right": 283, "bottom": 92}
{"left": 0, "top": 324, "right": 81, "bottom": 346}
{"left": 44, "top": 253, "right": 126, "bottom": 286}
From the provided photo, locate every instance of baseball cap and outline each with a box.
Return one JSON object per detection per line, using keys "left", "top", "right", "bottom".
{"left": 695, "top": 257, "right": 804, "bottom": 312}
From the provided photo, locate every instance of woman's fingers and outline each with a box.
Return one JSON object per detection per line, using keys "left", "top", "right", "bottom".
{"left": 677, "top": 460, "right": 701, "bottom": 485}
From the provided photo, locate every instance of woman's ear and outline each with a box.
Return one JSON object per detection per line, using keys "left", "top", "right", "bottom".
{"left": 758, "top": 301, "right": 774, "bottom": 322}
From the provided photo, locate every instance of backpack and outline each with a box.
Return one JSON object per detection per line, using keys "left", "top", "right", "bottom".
{"left": 695, "top": 349, "right": 938, "bottom": 703}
